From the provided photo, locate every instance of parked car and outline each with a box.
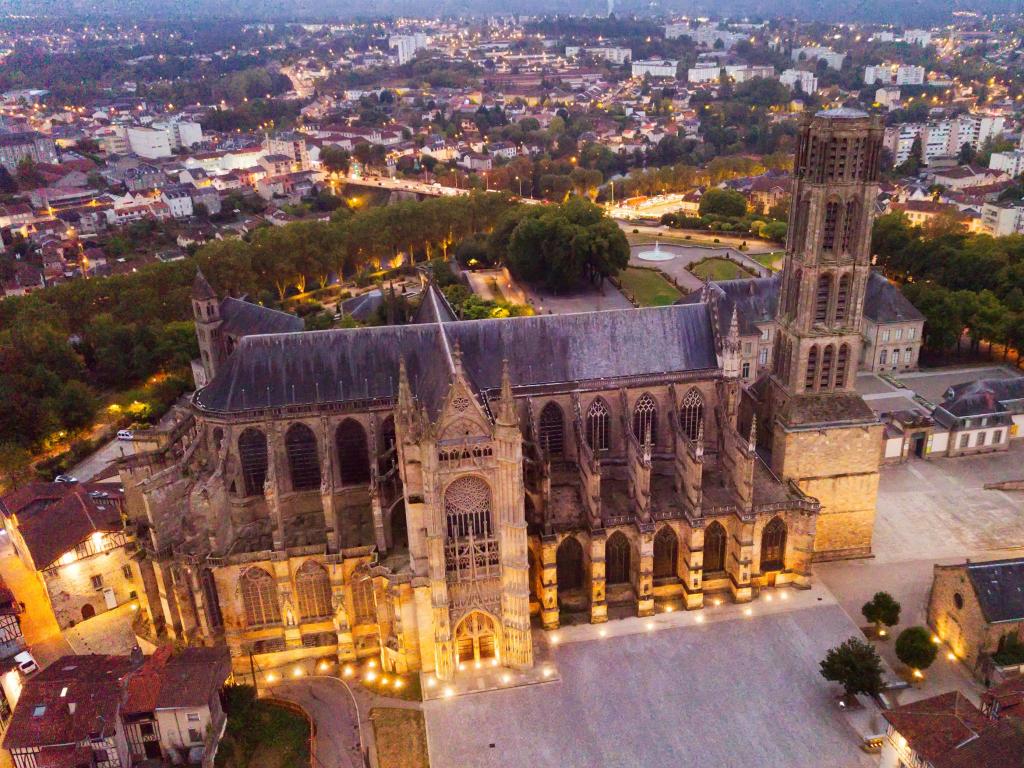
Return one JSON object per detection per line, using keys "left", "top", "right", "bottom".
{"left": 117, "top": 429, "right": 134, "bottom": 441}
{"left": 14, "top": 651, "right": 38, "bottom": 675}
{"left": 54, "top": 474, "right": 78, "bottom": 484}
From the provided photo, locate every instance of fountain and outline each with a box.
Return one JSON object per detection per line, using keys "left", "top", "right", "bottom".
{"left": 637, "top": 241, "right": 674, "bottom": 262}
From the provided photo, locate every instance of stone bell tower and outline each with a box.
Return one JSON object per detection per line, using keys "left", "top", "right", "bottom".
{"left": 758, "top": 108, "right": 885, "bottom": 561}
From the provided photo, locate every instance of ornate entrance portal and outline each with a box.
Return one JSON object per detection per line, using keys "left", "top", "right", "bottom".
{"left": 454, "top": 611, "right": 499, "bottom": 667}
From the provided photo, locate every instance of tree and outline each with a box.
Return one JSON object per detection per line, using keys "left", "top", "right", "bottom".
{"left": 861, "top": 592, "right": 901, "bottom": 632}
{"left": 699, "top": 188, "right": 747, "bottom": 218}
{"left": 0, "top": 166, "right": 17, "bottom": 195}
{"left": 52, "top": 380, "right": 98, "bottom": 432}
{"left": 320, "top": 146, "right": 351, "bottom": 175}
{"left": 0, "top": 443, "right": 32, "bottom": 491}
{"left": 957, "top": 142, "right": 977, "bottom": 165}
{"left": 895, "top": 626, "right": 938, "bottom": 671}
{"left": 819, "top": 637, "right": 885, "bottom": 701}
{"left": 895, "top": 136, "right": 923, "bottom": 176}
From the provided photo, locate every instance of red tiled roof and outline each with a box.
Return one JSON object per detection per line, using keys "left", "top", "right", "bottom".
{"left": 882, "top": 691, "right": 993, "bottom": 766}
{"left": 2, "top": 655, "right": 137, "bottom": 751}
{"left": 123, "top": 646, "right": 230, "bottom": 715}
{"left": 982, "top": 676, "right": 1024, "bottom": 720}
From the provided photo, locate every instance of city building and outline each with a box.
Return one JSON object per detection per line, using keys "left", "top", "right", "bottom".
{"left": 981, "top": 201, "right": 1024, "bottom": 236}
{"left": 127, "top": 126, "right": 172, "bottom": 160}
{"left": 0, "top": 132, "right": 58, "bottom": 172}
{"left": 859, "top": 272, "right": 924, "bottom": 373}
{"left": 904, "top": 29, "right": 933, "bottom": 46}
{"left": 565, "top": 46, "right": 631, "bottom": 64}
{"left": 864, "top": 64, "right": 926, "bottom": 86}
{"left": 989, "top": 148, "right": 1024, "bottom": 178}
{"left": 780, "top": 69, "right": 817, "bottom": 94}
{"left": 631, "top": 60, "right": 679, "bottom": 79}
{"left": 264, "top": 133, "right": 311, "bottom": 171}
{"left": 117, "top": 110, "right": 886, "bottom": 686}
{"left": 931, "top": 378, "right": 1024, "bottom": 457}
{"left": 390, "top": 33, "right": 429, "bottom": 65}
{"left": 790, "top": 46, "right": 845, "bottom": 69}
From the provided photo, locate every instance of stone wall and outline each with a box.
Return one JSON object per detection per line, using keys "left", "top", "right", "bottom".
{"left": 42, "top": 539, "right": 137, "bottom": 629}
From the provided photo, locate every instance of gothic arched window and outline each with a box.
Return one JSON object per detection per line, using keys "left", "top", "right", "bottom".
{"left": 556, "top": 536, "right": 584, "bottom": 592}
{"left": 238, "top": 428, "right": 268, "bottom": 497}
{"left": 201, "top": 568, "right": 223, "bottom": 631}
{"left": 822, "top": 200, "right": 840, "bottom": 252}
{"left": 606, "top": 531, "right": 631, "bottom": 585}
{"left": 336, "top": 419, "right": 371, "bottom": 486}
{"left": 444, "top": 476, "right": 492, "bottom": 540}
{"left": 539, "top": 402, "right": 565, "bottom": 456}
{"left": 351, "top": 577, "right": 376, "bottom": 626}
{"left": 836, "top": 343, "right": 850, "bottom": 389}
{"left": 841, "top": 200, "right": 860, "bottom": 252}
{"left": 834, "top": 274, "right": 851, "bottom": 326}
{"left": 820, "top": 345, "right": 835, "bottom": 390}
{"left": 653, "top": 526, "right": 678, "bottom": 580}
{"left": 587, "top": 398, "right": 611, "bottom": 453}
{"left": 632, "top": 393, "right": 658, "bottom": 446}
{"left": 680, "top": 388, "right": 704, "bottom": 442}
{"left": 805, "top": 346, "right": 819, "bottom": 391}
{"left": 286, "top": 423, "right": 321, "bottom": 491}
{"left": 240, "top": 567, "right": 280, "bottom": 627}
{"left": 814, "top": 274, "right": 831, "bottom": 324}
{"left": 295, "top": 560, "right": 332, "bottom": 620}
{"left": 761, "top": 517, "right": 787, "bottom": 571}
{"left": 704, "top": 521, "right": 727, "bottom": 573}
{"left": 378, "top": 415, "right": 396, "bottom": 475}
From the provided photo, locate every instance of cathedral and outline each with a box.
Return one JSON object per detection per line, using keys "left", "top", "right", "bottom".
{"left": 119, "top": 109, "right": 886, "bottom": 682}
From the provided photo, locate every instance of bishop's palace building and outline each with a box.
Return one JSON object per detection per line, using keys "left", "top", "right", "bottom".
{"left": 121, "top": 109, "right": 888, "bottom": 682}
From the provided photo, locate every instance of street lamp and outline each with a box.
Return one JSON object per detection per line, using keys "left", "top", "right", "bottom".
{"left": 515, "top": 176, "right": 523, "bottom": 196}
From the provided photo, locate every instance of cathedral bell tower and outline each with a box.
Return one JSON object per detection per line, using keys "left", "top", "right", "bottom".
{"left": 775, "top": 108, "right": 884, "bottom": 395}
{"left": 758, "top": 109, "right": 885, "bottom": 562}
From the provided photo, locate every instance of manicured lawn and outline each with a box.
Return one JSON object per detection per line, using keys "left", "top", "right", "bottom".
{"left": 688, "top": 257, "right": 755, "bottom": 282}
{"left": 216, "top": 686, "right": 310, "bottom": 768}
{"left": 371, "top": 707, "right": 430, "bottom": 768}
{"left": 617, "top": 267, "right": 682, "bottom": 307}
{"left": 752, "top": 251, "right": 786, "bottom": 272}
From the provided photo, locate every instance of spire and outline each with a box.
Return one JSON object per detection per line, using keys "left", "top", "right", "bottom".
{"left": 497, "top": 358, "right": 517, "bottom": 425}
{"left": 727, "top": 307, "right": 740, "bottom": 343}
{"left": 397, "top": 357, "right": 414, "bottom": 419}
{"left": 192, "top": 269, "right": 216, "bottom": 301}
{"left": 695, "top": 421, "right": 704, "bottom": 458}
{"left": 748, "top": 414, "right": 758, "bottom": 452}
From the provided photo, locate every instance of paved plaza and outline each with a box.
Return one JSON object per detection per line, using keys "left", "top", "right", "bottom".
{"left": 425, "top": 592, "right": 874, "bottom": 768}
{"left": 855, "top": 365, "right": 1024, "bottom": 415}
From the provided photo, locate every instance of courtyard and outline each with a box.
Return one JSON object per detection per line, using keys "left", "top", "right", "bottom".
{"left": 425, "top": 588, "right": 874, "bottom": 768}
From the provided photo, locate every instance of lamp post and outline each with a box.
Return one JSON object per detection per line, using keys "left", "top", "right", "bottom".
{"left": 515, "top": 176, "right": 523, "bottom": 196}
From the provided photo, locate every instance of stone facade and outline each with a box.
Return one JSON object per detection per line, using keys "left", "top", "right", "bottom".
{"left": 118, "top": 109, "right": 884, "bottom": 685}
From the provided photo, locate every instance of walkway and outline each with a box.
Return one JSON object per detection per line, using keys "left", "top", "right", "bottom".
{"left": 268, "top": 677, "right": 365, "bottom": 768}
{"left": 0, "top": 533, "right": 71, "bottom": 667}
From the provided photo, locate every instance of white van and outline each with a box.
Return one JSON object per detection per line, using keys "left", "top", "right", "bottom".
{"left": 117, "top": 430, "right": 134, "bottom": 441}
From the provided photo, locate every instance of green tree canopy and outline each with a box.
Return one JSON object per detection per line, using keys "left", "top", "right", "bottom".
{"left": 895, "top": 626, "right": 938, "bottom": 671}
{"left": 699, "top": 188, "right": 748, "bottom": 218}
{"left": 819, "top": 637, "right": 885, "bottom": 701}
{"left": 861, "top": 592, "right": 901, "bottom": 630}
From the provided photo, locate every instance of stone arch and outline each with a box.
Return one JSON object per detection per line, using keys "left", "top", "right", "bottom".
{"left": 586, "top": 397, "right": 611, "bottom": 453}
{"left": 679, "top": 388, "right": 703, "bottom": 442}
{"left": 804, "top": 345, "right": 819, "bottom": 392}
{"left": 539, "top": 401, "right": 565, "bottom": 456}
{"left": 285, "top": 423, "right": 321, "bottom": 492}
{"left": 556, "top": 536, "right": 585, "bottom": 593}
{"left": 239, "top": 567, "right": 280, "bottom": 627}
{"left": 211, "top": 427, "right": 224, "bottom": 454}
{"left": 336, "top": 418, "right": 371, "bottom": 486}
{"left": 704, "top": 521, "right": 727, "bottom": 573}
{"left": 444, "top": 475, "right": 493, "bottom": 539}
{"left": 814, "top": 273, "right": 832, "bottom": 324}
{"left": 238, "top": 428, "right": 268, "bottom": 497}
{"left": 201, "top": 568, "right": 223, "bottom": 631}
{"left": 653, "top": 526, "right": 678, "bottom": 580}
{"left": 81, "top": 603, "right": 96, "bottom": 621}
{"left": 350, "top": 576, "right": 376, "bottom": 626}
{"left": 454, "top": 610, "right": 500, "bottom": 666}
{"left": 761, "top": 517, "right": 787, "bottom": 571}
{"left": 632, "top": 392, "right": 658, "bottom": 446}
{"left": 606, "top": 531, "right": 631, "bottom": 586}
{"left": 295, "top": 560, "right": 332, "bottom": 620}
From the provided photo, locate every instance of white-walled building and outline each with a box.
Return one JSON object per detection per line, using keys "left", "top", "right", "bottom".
{"left": 791, "top": 46, "right": 845, "bottom": 69}
{"left": 989, "top": 149, "right": 1024, "bottom": 178}
{"left": 981, "top": 202, "right": 1024, "bottom": 237}
{"left": 127, "top": 125, "right": 172, "bottom": 159}
{"left": 390, "top": 33, "right": 429, "bottom": 65}
{"left": 565, "top": 46, "right": 632, "bottom": 64}
{"left": 885, "top": 113, "right": 1006, "bottom": 165}
{"left": 780, "top": 69, "right": 817, "bottom": 93}
{"left": 632, "top": 59, "right": 679, "bottom": 78}
{"left": 904, "top": 29, "right": 933, "bottom": 46}
{"left": 687, "top": 64, "right": 721, "bottom": 83}
{"left": 864, "top": 64, "right": 926, "bottom": 85}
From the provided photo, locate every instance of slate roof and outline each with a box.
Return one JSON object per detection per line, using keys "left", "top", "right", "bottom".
{"left": 195, "top": 304, "right": 718, "bottom": 417}
{"left": 937, "top": 377, "right": 1024, "bottom": 418}
{"left": 413, "top": 282, "right": 459, "bottom": 324}
{"left": 882, "top": 691, "right": 995, "bottom": 768}
{"left": 966, "top": 557, "right": 1024, "bottom": 623}
{"left": 192, "top": 269, "right": 216, "bottom": 300}
{"left": 2, "top": 655, "right": 137, "bottom": 751}
{"left": 219, "top": 297, "right": 304, "bottom": 338}
{"left": 123, "top": 646, "right": 231, "bottom": 714}
{"left": 864, "top": 272, "right": 924, "bottom": 323}
{"left": 0, "top": 483, "right": 124, "bottom": 570}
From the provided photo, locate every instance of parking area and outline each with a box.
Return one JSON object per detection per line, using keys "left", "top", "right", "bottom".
{"left": 425, "top": 599, "right": 873, "bottom": 768}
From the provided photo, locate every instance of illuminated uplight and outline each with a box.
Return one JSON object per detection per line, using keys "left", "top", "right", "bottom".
{"left": 695, "top": 614, "right": 705, "bottom": 624}
{"left": 744, "top": 608, "right": 753, "bottom": 617}
{"left": 343, "top": 665, "right": 355, "bottom": 678}
{"left": 664, "top": 605, "right": 674, "bottom": 613}
{"left": 765, "top": 594, "right": 773, "bottom": 602}
{"left": 542, "top": 667, "right": 554, "bottom": 678}
{"left": 912, "top": 669, "right": 924, "bottom": 679}
{"left": 394, "top": 679, "right": 404, "bottom": 689}
{"left": 266, "top": 673, "right": 276, "bottom": 683}
{"left": 425, "top": 676, "right": 437, "bottom": 689}
{"left": 443, "top": 686, "right": 455, "bottom": 698}
{"left": 319, "top": 662, "right": 330, "bottom": 672}
{"left": 879, "top": 629, "right": 888, "bottom": 638}
{"left": 713, "top": 598, "right": 722, "bottom": 607}
{"left": 491, "top": 658, "right": 499, "bottom": 667}
{"left": 365, "top": 671, "right": 377, "bottom": 682}
{"left": 458, "top": 663, "right": 466, "bottom": 672}
{"left": 474, "top": 661, "right": 481, "bottom": 670}
{"left": 293, "top": 667, "right": 304, "bottom": 678}
{"left": 645, "top": 621, "right": 655, "bottom": 631}
{"left": 381, "top": 677, "right": 389, "bottom": 686}
{"left": 780, "top": 592, "right": 789, "bottom": 601}
{"left": 368, "top": 660, "right": 377, "bottom": 669}
{"left": 500, "top": 673, "right": 511, "bottom": 684}
{"left": 947, "top": 652, "right": 957, "bottom": 661}
{"left": 598, "top": 628, "right": 607, "bottom": 638}
{"left": 550, "top": 634, "right": 560, "bottom": 645}
{"left": 931, "top": 635, "right": 941, "bottom": 645}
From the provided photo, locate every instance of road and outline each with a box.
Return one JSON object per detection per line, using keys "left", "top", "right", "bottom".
{"left": 69, "top": 437, "right": 134, "bottom": 483}
{"left": 339, "top": 174, "right": 467, "bottom": 198}
{"left": 267, "top": 677, "right": 365, "bottom": 768}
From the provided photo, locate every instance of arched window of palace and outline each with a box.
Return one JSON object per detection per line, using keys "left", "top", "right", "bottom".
{"left": 351, "top": 577, "right": 376, "bottom": 626}
{"left": 606, "top": 531, "right": 631, "bottom": 585}
{"left": 632, "top": 393, "right": 658, "bottom": 446}
{"left": 704, "top": 521, "right": 727, "bottom": 573}
{"left": 539, "top": 402, "right": 565, "bottom": 457}
{"left": 238, "top": 428, "right": 268, "bottom": 497}
{"left": 820, "top": 345, "right": 835, "bottom": 390}
{"left": 336, "top": 419, "right": 371, "bottom": 486}
{"left": 285, "top": 423, "right": 321, "bottom": 491}
{"left": 586, "top": 398, "right": 611, "bottom": 453}
{"left": 556, "top": 536, "right": 585, "bottom": 592}
{"left": 653, "top": 526, "right": 678, "bottom": 580}
{"left": 761, "top": 517, "right": 787, "bottom": 571}
{"left": 814, "top": 274, "right": 832, "bottom": 324}
{"left": 240, "top": 567, "right": 280, "bottom": 627}
{"left": 805, "top": 346, "right": 819, "bottom": 391}
{"left": 444, "top": 476, "right": 492, "bottom": 540}
{"left": 295, "top": 561, "right": 332, "bottom": 620}
{"left": 680, "top": 388, "right": 704, "bottom": 442}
